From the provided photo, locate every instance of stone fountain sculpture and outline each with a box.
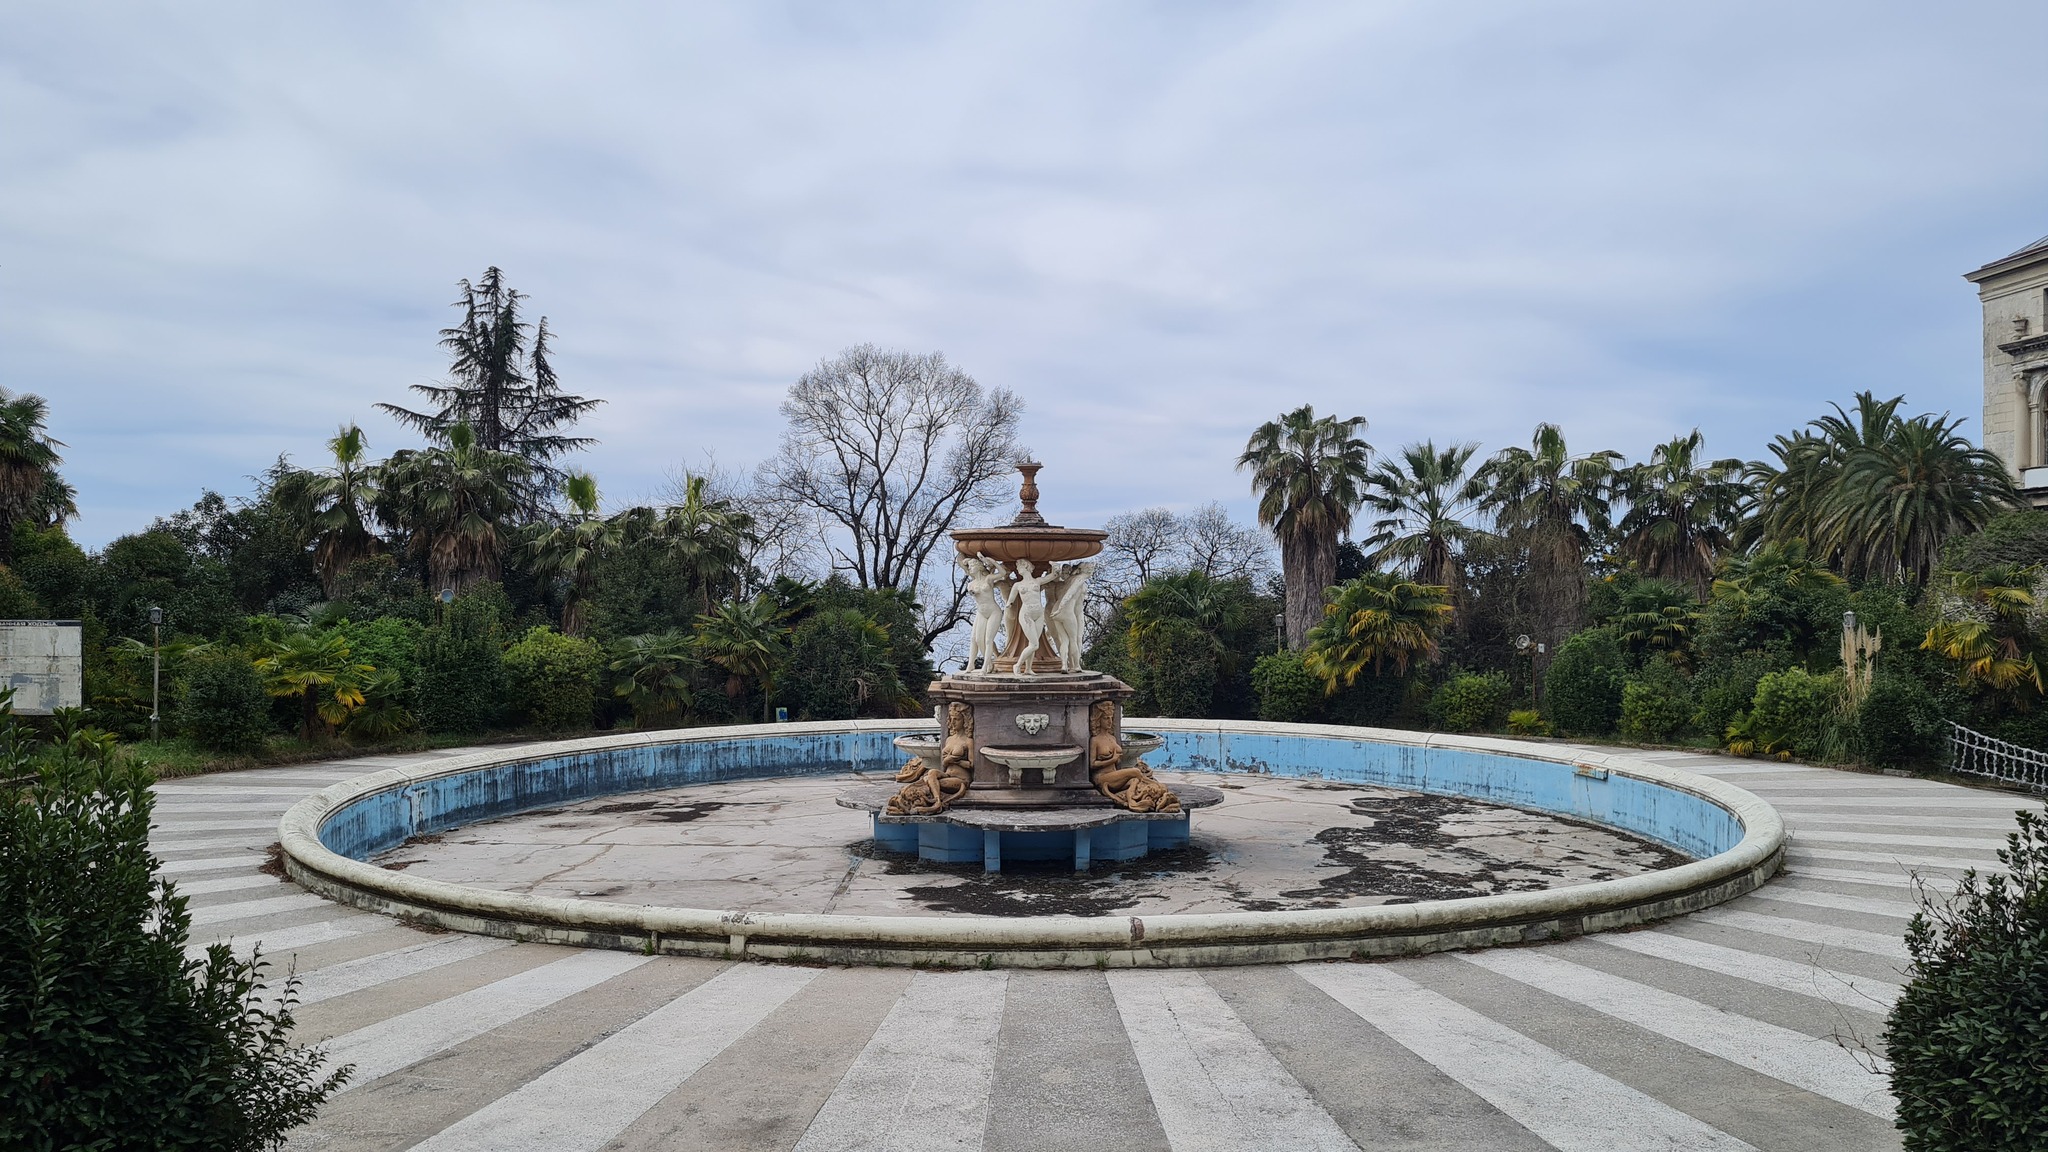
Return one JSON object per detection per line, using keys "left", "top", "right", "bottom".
{"left": 841, "top": 464, "right": 1218, "bottom": 871}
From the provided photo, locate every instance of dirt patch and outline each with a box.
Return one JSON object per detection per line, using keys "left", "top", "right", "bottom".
{"left": 1274, "top": 793, "right": 1690, "bottom": 904}
{"left": 878, "top": 842, "right": 1221, "bottom": 917}
{"left": 259, "top": 842, "right": 289, "bottom": 880}
{"left": 590, "top": 799, "right": 727, "bottom": 823}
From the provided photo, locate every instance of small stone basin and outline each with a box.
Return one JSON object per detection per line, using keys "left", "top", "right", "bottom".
{"left": 893, "top": 733, "right": 942, "bottom": 773}
{"left": 1120, "top": 732, "right": 1165, "bottom": 768}
{"left": 979, "top": 744, "right": 1082, "bottom": 786}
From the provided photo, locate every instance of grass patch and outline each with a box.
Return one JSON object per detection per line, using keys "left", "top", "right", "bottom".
{"left": 120, "top": 730, "right": 577, "bottom": 780}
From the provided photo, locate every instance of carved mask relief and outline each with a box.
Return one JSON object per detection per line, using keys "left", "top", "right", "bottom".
{"left": 1014, "top": 713, "right": 1051, "bottom": 735}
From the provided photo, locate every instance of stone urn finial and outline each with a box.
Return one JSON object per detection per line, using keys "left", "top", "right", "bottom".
{"left": 1010, "top": 461, "right": 1047, "bottom": 527}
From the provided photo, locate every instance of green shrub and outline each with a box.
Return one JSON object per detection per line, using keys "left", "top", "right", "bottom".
{"left": 1730, "top": 667, "right": 1840, "bottom": 759}
{"left": 0, "top": 711, "right": 347, "bottom": 1147}
{"left": 1545, "top": 627, "right": 1626, "bottom": 736}
{"left": 503, "top": 626, "right": 604, "bottom": 731}
{"left": 1430, "top": 671, "right": 1511, "bottom": 733}
{"left": 1506, "top": 709, "right": 1551, "bottom": 736}
{"left": 1619, "top": 658, "right": 1691, "bottom": 744}
{"left": 1855, "top": 673, "right": 1947, "bottom": 770}
{"left": 1137, "top": 618, "right": 1219, "bottom": 718}
{"left": 1691, "top": 651, "right": 1785, "bottom": 744}
{"left": 414, "top": 586, "right": 510, "bottom": 733}
{"left": 338, "top": 617, "right": 423, "bottom": 700}
{"left": 1885, "top": 811, "right": 2048, "bottom": 1150}
{"left": 783, "top": 608, "right": 907, "bottom": 721}
{"left": 1251, "top": 651, "right": 1321, "bottom": 723}
{"left": 176, "top": 652, "right": 271, "bottom": 753}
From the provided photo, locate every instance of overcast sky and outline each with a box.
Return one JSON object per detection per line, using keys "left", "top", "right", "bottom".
{"left": 8, "top": 2, "right": 2048, "bottom": 549}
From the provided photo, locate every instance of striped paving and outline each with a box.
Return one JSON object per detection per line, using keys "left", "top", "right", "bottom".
{"left": 140, "top": 747, "right": 2041, "bottom": 1151}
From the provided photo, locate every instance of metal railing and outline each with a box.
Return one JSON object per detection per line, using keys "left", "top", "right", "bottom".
{"left": 1946, "top": 722, "right": 2048, "bottom": 794}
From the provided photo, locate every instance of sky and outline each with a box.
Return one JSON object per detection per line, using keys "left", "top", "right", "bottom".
{"left": 7, "top": 1, "right": 2048, "bottom": 550}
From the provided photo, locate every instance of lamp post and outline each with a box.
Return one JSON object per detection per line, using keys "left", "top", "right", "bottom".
{"left": 1273, "top": 612, "right": 1286, "bottom": 654}
{"left": 148, "top": 606, "right": 163, "bottom": 742}
{"left": 438, "top": 586, "right": 455, "bottom": 624}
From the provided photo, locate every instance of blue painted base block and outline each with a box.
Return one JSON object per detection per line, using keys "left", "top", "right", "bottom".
{"left": 872, "top": 813, "right": 1194, "bottom": 872}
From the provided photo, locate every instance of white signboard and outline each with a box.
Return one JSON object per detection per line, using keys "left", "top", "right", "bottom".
{"left": 0, "top": 621, "right": 84, "bottom": 715}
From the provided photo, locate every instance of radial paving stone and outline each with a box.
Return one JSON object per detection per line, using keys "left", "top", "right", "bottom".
{"left": 604, "top": 966, "right": 915, "bottom": 1152}
{"left": 136, "top": 745, "right": 2047, "bottom": 1150}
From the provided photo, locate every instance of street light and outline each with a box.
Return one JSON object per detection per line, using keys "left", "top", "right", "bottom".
{"left": 1273, "top": 613, "right": 1286, "bottom": 653}
{"left": 147, "top": 606, "right": 163, "bottom": 742}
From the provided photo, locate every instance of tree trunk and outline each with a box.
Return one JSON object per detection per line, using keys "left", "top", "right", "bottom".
{"left": 1281, "top": 529, "right": 1337, "bottom": 650}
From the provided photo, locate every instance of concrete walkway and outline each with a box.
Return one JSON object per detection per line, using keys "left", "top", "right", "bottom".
{"left": 150, "top": 746, "right": 2042, "bottom": 1151}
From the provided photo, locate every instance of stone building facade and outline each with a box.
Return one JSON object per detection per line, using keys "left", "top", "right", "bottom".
{"left": 1967, "top": 234, "right": 2048, "bottom": 502}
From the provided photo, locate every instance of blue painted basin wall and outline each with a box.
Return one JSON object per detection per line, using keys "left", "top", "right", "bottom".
{"left": 1149, "top": 731, "right": 1742, "bottom": 859}
{"left": 315, "top": 728, "right": 1744, "bottom": 862}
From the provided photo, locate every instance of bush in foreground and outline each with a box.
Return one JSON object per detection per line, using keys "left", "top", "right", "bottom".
{"left": 0, "top": 709, "right": 347, "bottom": 1149}
{"left": 1885, "top": 811, "right": 2048, "bottom": 1150}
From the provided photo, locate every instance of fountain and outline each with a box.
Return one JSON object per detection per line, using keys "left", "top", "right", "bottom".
{"left": 837, "top": 463, "right": 1222, "bottom": 871}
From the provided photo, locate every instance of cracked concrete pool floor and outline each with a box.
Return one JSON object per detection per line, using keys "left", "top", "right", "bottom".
{"left": 372, "top": 772, "right": 1693, "bottom": 918}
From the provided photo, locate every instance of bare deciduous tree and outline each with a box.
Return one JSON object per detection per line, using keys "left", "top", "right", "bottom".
{"left": 1087, "top": 503, "right": 1272, "bottom": 636}
{"left": 761, "top": 345, "right": 1024, "bottom": 644}
{"left": 1101, "top": 508, "right": 1180, "bottom": 587}
{"left": 1179, "top": 502, "right": 1273, "bottom": 582}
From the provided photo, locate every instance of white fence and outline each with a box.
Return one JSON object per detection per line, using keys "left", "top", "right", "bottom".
{"left": 1946, "top": 722, "right": 2048, "bottom": 794}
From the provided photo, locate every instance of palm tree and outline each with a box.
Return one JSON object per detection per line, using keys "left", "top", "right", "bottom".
{"left": 654, "top": 474, "right": 756, "bottom": 615}
{"left": 1474, "top": 423, "right": 1621, "bottom": 648}
{"left": 1302, "top": 572, "right": 1454, "bottom": 692}
{"left": 609, "top": 632, "right": 698, "bottom": 727}
{"left": 255, "top": 630, "right": 374, "bottom": 740}
{"left": 1743, "top": 392, "right": 2014, "bottom": 585}
{"left": 299, "top": 424, "right": 384, "bottom": 599}
{"left": 1238, "top": 405, "right": 1373, "bottom": 649}
{"left": 1826, "top": 411, "right": 2017, "bottom": 585}
{"left": 523, "top": 472, "right": 630, "bottom": 637}
{"left": 1741, "top": 430, "right": 1833, "bottom": 552}
{"left": 30, "top": 470, "right": 77, "bottom": 530}
{"left": 1124, "top": 570, "right": 1238, "bottom": 647}
{"left": 1922, "top": 565, "right": 2044, "bottom": 698}
{"left": 0, "top": 389, "right": 64, "bottom": 565}
{"left": 1615, "top": 430, "right": 1748, "bottom": 601}
{"left": 1361, "top": 440, "right": 1480, "bottom": 595}
{"left": 694, "top": 596, "right": 789, "bottom": 722}
{"left": 378, "top": 421, "right": 528, "bottom": 594}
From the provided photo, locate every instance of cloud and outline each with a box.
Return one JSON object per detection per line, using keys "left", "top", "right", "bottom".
{"left": 6, "top": 1, "right": 2046, "bottom": 546}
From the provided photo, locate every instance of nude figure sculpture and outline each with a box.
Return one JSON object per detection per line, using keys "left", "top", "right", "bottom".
{"left": 1044, "top": 561, "right": 1095, "bottom": 673}
{"left": 1086, "top": 700, "right": 1181, "bottom": 812}
{"left": 960, "top": 554, "right": 1011, "bottom": 674}
{"left": 1007, "top": 558, "right": 1060, "bottom": 674}
{"left": 888, "top": 701, "right": 975, "bottom": 815}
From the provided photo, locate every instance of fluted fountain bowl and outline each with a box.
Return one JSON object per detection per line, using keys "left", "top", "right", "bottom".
{"left": 893, "top": 733, "right": 942, "bottom": 773}
{"left": 950, "top": 525, "right": 1106, "bottom": 565}
{"left": 1119, "top": 732, "right": 1165, "bottom": 768}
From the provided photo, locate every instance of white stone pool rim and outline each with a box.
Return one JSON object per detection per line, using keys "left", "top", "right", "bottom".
{"left": 276, "top": 718, "right": 1786, "bottom": 968}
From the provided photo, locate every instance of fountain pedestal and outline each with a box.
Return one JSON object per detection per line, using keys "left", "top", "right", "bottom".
{"left": 838, "top": 781, "right": 1224, "bottom": 872}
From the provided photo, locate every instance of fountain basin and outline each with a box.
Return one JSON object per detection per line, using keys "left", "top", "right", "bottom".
{"left": 278, "top": 719, "right": 1785, "bottom": 968}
